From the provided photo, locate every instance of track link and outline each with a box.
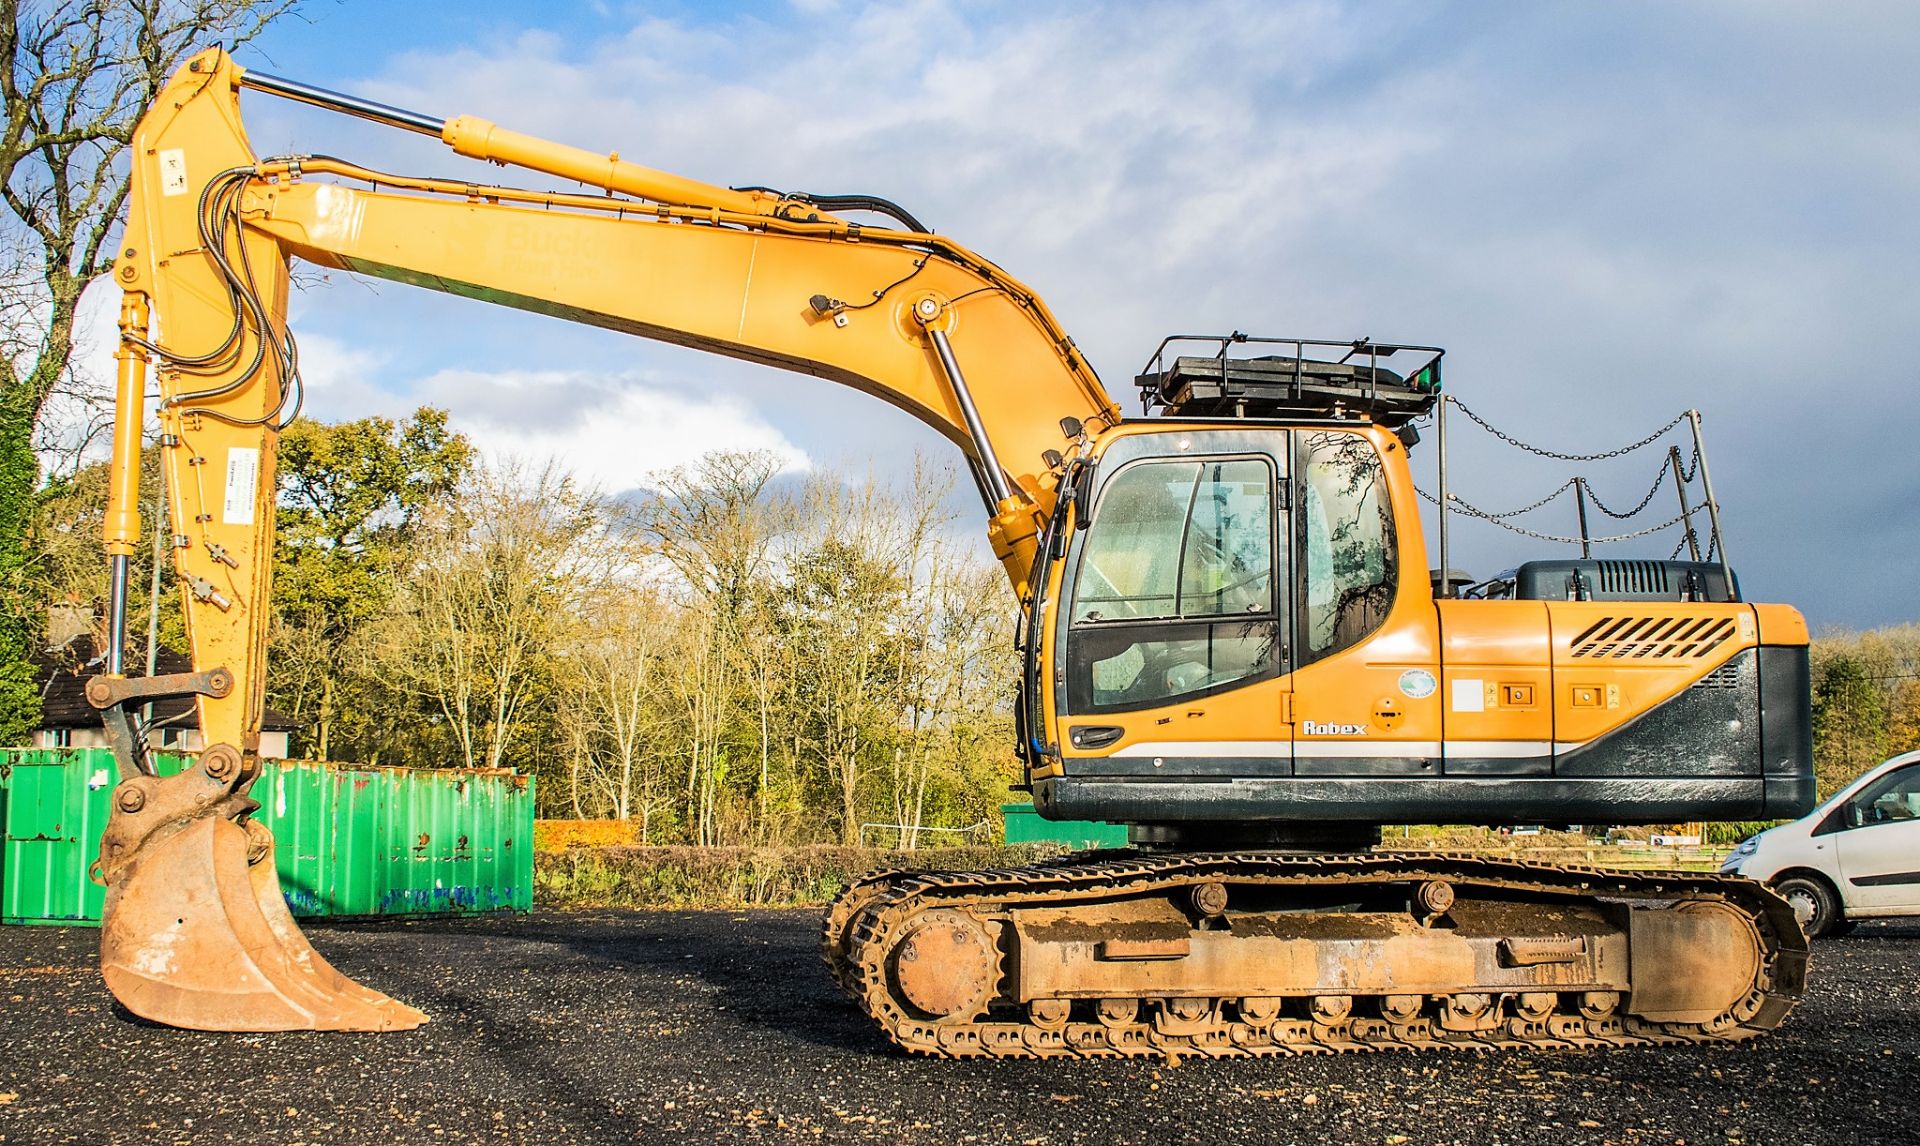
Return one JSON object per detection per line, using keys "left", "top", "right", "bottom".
{"left": 826, "top": 852, "right": 1807, "bottom": 1059}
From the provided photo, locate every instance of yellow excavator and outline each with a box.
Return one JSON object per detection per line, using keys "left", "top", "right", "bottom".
{"left": 91, "top": 49, "right": 1812, "bottom": 1054}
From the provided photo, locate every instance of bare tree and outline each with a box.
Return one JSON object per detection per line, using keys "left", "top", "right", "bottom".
{"left": 566, "top": 578, "right": 672, "bottom": 832}
{"left": 729, "top": 599, "right": 790, "bottom": 842}
{"left": 641, "top": 450, "right": 788, "bottom": 618}
{"left": 885, "top": 457, "right": 959, "bottom": 848}
{"left": 379, "top": 460, "right": 609, "bottom": 771}
{"left": 639, "top": 449, "right": 791, "bottom": 843}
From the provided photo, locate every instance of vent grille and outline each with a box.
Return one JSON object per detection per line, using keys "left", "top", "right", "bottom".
{"left": 1569, "top": 615, "right": 1737, "bottom": 659}
{"left": 1691, "top": 660, "right": 1744, "bottom": 689}
{"left": 1596, "top": 560, "right": 1669, "bottom": 596}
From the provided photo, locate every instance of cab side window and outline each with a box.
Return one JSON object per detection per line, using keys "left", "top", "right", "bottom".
{"left": 1846, "top": 765, "right": 1920, "bottom": 828}
{"left": 1296, "top": 431, "right": 1396, "bottom": 666}
{"left": 1067, "top": 457, "right": 1279, "bottom": 713}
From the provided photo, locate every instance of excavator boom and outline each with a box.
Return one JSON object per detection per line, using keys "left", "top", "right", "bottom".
{"left": 98, "top": 48, "right": 1116, "bottom": 1033}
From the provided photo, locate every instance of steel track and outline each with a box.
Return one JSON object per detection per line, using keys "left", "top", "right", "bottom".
{"left": 823, "top": 852, "right": 1808, "bottom": 1059}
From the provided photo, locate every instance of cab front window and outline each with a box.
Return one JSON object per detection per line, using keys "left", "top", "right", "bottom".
{"left": 1067, "top": 456, "right": 1278, "bottom": 713}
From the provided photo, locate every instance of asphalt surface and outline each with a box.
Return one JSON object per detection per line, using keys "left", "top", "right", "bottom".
{"left": 1, "top": 909, "right": 1915, "bottom": 1146}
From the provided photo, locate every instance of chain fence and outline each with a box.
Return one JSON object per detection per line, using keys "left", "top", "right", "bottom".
{"left": 1416, "top": 486, "right": 1692, "bottom": 546}
{"left": 1447, "top": 398, "right": 1688, "bottom": 462}
{"left": 1423, "top": 398, "right": 1715, "bottom": 555}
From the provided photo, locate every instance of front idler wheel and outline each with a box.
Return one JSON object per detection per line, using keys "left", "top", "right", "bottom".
{"left": 889, "top": 911, "right": 997, "bottom": 1022}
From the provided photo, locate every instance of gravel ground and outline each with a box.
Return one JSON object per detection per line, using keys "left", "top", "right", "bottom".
{"left": 0, "top": 909, "right": 1914, "bottom": 1145}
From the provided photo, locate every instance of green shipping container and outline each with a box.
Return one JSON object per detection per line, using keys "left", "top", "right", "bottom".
{"left": 0, "top": 748, "right": 533, "bottom": 925}
{"left": 1001, "top": 801, "right": 1129, "bottom": 850}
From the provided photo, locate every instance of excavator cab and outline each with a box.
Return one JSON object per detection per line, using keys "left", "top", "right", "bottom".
{"left": 1020, "top": 337, "right": 1813, "bottom": 849}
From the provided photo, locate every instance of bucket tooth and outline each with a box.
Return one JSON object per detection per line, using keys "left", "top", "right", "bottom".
{"left": 97, "top": 753, "right": 427, "bottom": 1033}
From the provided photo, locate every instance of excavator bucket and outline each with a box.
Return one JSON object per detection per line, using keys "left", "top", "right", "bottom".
{"left": 96, "top": 744, "right": 428, "bottom": 1032}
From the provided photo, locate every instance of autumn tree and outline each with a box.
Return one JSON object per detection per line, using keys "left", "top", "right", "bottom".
{"left": 25, "top": 448, "right": 174, "bottom": 650}
{"left": 775, "top": 471, "right": 948, "bottom": 846}
{"left": 1813, "top": 654, "right": 1888, "bottom": 797}
{"left": 268, "top": 408, "right": 471, "bottom": 759}
{"left": 1885, "top": 679, "right": 1920, "bottom": 758}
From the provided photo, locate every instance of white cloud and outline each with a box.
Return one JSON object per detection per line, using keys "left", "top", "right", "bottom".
{"left": 288, "top": 330, "right": 402, "bottom": 422}
{"left": 410, "top": 367, "right": 809, "bottom": 494}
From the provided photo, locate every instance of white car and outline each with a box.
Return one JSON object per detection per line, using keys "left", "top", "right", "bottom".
{"left": 1721, "top": 749, "right": 1920, "bottom": 937}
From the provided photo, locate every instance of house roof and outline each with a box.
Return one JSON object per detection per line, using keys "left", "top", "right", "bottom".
{"left": 35, "top": 634, "right": 301, "bottom": 733}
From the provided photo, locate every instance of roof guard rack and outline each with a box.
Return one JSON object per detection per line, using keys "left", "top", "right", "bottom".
{"left": 1135, "top": 333, "right": 1445, "bottom": 428}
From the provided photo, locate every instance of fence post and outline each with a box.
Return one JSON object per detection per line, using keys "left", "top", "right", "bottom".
{"left": 1574, "top": 477, "right": 1592, "bottom": 559}
{"left": 1686, "top": 409, "right": 1737, "bottom": 599}
{"left": 1436, "top": 395, "right": 1452, "bottom": 596}
{"left": 1669, "top": 445, "right": 1702, "bottom": 561}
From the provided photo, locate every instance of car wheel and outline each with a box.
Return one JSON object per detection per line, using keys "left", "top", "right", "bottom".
{"left": 1775, "top": 875, "right": 1842, "bottom": 938}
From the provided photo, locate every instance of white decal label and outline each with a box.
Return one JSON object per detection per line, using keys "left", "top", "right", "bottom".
{"left": 1301, "top": 721, "right": 1370, "bottom": 736}
{"left": 159, "top": 149, "right": 189, "bottom": 197}
{"left": 223, "top": 447, "right": 259, "bottom": 525}
{"left": 1451, "top": 678, "right": 1485, "bottom": 713}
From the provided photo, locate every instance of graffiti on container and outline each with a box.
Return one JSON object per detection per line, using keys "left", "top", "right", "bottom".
{"left": 281, "top": 887, "right": 325, "bottom": 914}
{"left": 377, "top": 885, "right": 519, "bottom": 913}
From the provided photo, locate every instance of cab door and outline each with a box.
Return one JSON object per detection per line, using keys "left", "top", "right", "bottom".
{"left": 1831, "top": 762, "right": 1920, "bottom": 913}
{"left": 1054, "top": 429, "right": 1292, "bottom": 769}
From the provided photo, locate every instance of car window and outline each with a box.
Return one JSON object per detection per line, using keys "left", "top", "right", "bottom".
{"left": 1846, "top": 764, "right": 1920, "bottom": 828}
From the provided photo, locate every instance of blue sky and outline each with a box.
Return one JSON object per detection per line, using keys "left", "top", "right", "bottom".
{"left": 95, "top": 1, "right": 1918, "bottom": 628}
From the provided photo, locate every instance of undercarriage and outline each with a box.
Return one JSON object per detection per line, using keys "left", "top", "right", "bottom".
{"left": 822, "top": 852, "right": 1806, "bottom": 1058}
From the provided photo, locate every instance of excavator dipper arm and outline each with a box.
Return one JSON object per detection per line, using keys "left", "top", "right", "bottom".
{"left": 95, "top": 48, "right": 1119, "bottom": 1032}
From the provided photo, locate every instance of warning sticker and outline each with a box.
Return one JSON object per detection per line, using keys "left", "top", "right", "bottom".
{"left": 223, "top": 447, "right": 259, "bottom": 525}
{"left": 159, "top": 149, "right": 188, "bottom": 197}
